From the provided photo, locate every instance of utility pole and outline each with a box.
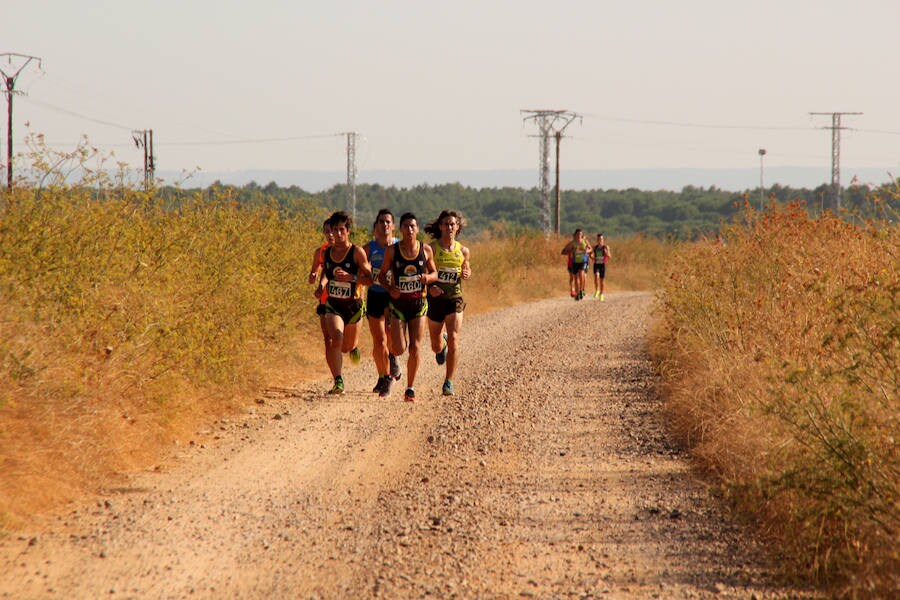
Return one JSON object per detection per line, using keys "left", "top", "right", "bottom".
{"left": 341, "top": 131, "right": 359, "bottom": 220}
{"left": 757, "top": 148, "right": 766, "bottom": 211}
{"left": 0, "top": 53, "right": 42, "bottom": 190}
{"left": 521, "top": 109, "right": 581, "bottom": 235}
{"left": 132, "top": 129, "right": 156, "bottom": 186}
{"left": 809, "top": 111, "right": 862, "bottom": 212}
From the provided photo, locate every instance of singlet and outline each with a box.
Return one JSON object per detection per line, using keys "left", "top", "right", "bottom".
{"left": 367, "top": 237, "right": 398, "bottom": 294}
{"left": 572, "top": 240, "right": 590, "bottom": 264}
{"left": 593, "top": 244, "right": 608, "bottom": 264}
{"left": 390, "top": 240, "right": 426, "bottom": 299}
{"left": 432, "top": 240, "right": 465, "bottom": 299}
{"left": 323, "top": 244, "right": 360, "bottom": 302}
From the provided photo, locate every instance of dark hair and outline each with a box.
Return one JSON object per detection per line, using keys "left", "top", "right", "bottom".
{"left": 573, "top": 228, "right": 583, "bottom": 236}
{"left": 372, "top": 208, "right": 394, "bottom": 228}
{"left": 398, "top": 212, "right": 417, "bottom": 227}
{"left": 424, "top": 209, "right": 466, "bottom": 239}
{"left": 597, "top": 232, "right": 604, "bottom": 237}
{"left": 328, "top": 210, "right": 352, "bottom": 230}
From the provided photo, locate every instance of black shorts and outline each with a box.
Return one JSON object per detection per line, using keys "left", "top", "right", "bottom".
{"left": 593, "top": 264, "right": 606, "bottom": 278}
{"left": 324, "top": 298, "right": 364, "bottom": 325}
{"left": 366, "top": 290, "right": 391, "bottom": 319}
{"left": 427, "top": 295, "right": 466, "bottom": 322}
{"left": 390, "top": 297, "right": 427, "bottom": 322}
{"left": 316, "top": 303, "right": 326, "bottom": 316}
{"left": 568, "top": 263, "right": 588, "bottom": 275}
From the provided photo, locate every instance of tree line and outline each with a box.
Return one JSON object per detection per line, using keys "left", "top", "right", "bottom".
{"left": 188, "top": 179, "right": 895, "bottom": 239}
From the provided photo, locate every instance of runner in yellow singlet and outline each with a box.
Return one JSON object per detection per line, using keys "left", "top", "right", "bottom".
{"left": 561, "top": 228, "right": 592, "bottom": 301}
{"left": 424, "top": 210, "right": 471, "bottom": 396}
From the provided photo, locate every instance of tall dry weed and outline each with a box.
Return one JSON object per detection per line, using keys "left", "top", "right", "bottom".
{"left": 0, "top": 184, "right": 324, "bottom": 524}
{"left": 652, "top": 198, "right": 899, "bottom": 597}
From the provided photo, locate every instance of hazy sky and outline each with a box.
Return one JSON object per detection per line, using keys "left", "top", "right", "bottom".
{"left": 5, "top": 0, "right": 900, "bottom": 182}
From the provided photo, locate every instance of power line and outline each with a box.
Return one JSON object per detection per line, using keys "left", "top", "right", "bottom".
{"left": 23, "top": 96, "right": 134, "bottom": 131}
{"left": 582, "top": 112, "right": 812, "bottom": 132}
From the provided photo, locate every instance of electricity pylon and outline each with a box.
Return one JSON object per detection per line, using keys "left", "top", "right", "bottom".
{"left": 809, "top": 111, "right": 862, "bottom": 212}
{"left": 340, "top": 131, "right": 359, "bottom": 220}
{"left": 521, "top": 109, "right": 581, "bottom": 235}
{"left": 1, "top": 53, "right": 42, "bottom": 190}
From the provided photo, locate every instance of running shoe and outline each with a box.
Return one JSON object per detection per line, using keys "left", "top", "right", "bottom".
{"left": 372, "top": 376, "right": 385, "bottom": 393}
{"left": 389, "top": 353, "right": 402, "bottom": 380}
{"left": 599, "top": 293, "right": 605, "bottom": 302}
{"left": 403, "top": 387, "right": 416, "bottom": 402}
{"left": 378, "top": 376, "right": 392, "bottom": 398}
{"left": 349, "top": 347, "right": 361, "bottom": 364}
{"left": 594, "top": 290, "right": 600, "bottom": 299}
{"left": 570, "top": 288, "right": 576, "bottom": 297}
{"left": 442, "top": 379, "right": 454, "bottom": 396}
{"left": 435, "top": 333, "right": 448, "bottom": 366}
{"left": 328, "top": 376, "right": 345, "bottom": 395}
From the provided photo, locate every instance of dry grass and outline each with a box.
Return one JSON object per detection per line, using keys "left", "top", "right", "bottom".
{"left": 0, "top": 188, "right": 667, "bottom": 532}
{"left": 651, "top": 197, "right": 899, "bottom": 597}
{"left": 0, "top": 185, "right": 325, "bottom": 528}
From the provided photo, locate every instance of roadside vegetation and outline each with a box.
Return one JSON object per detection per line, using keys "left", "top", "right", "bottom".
{"left": 651, "top": 195, "right": 898, "bottom": 598}
{"left": 0, "top": 164, "right": 666, "bottom": 529}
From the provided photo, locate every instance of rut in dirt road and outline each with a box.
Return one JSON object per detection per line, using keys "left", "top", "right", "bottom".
{"left": 1, "top": 292, "right": 808, "bottom": 599}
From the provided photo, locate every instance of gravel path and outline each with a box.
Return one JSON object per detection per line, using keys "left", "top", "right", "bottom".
{"left": 1, "top": 292, "right": 807, "bottom": 599}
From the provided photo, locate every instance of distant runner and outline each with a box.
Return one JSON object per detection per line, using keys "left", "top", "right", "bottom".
{"left": 424, "top": 210, "right": 471, "bottom": 396}
{"left": 377, "top": 212, "right": 437, "bottom": 402}
{"left": 561, "top": 228, "right": 592, "bottom": 301}
{"left": 592, "top": 233, "right": 611, "bottom": 300}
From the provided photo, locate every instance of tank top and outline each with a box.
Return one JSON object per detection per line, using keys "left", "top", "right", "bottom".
{"left": 323, "top": 244, "right": 360, "bottom": 301}
{"left": 432, "top": 240, "right": 465, "bottom": 299}
{"left": 572, "top": 240, "right": 589, "bottom": 264}
{"left": 367, "top": 237, "right": 397, "bottom": 293}
{"left": 593, "top": 244, "right": 608, "bottom": 264}
{"left": 391, "top": 240, "right": 426, "bottom": 299}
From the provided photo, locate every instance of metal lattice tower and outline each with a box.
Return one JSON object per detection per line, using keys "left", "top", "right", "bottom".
{"left": 341, "top": 132, "right": 359, "bottom": 220}
{"left": 521, "top": 109, "right": 581, "bottom": 235}
{"left": 810, "top": 111, "right": 862, "bottom": 212}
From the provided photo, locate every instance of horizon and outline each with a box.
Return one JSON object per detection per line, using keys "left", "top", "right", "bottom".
{"left": 161, "top": 165, "right": 899, "bottom": 194}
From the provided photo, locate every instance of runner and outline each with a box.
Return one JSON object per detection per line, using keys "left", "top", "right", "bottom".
{"left": 309, "top": 219, "right": 335, "bottom": 357}
{"left": 424, "top": 210, "right": 471, "bottom": 396}
{"left": 592, "top": 232, "right": 611, "bottom": 300}
{"left": 320, "top": 211, "right": 372, "bottom": 395}
{"left": 361, "top": 209, "right": 402, "bottom": 397}
{"left": 561, "top": 228, "right": 592, "bottom": 300}
{"left": 377, "top": 212, "right": 437, "bottom": 402}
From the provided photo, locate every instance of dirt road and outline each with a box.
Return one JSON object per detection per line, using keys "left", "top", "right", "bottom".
{"left": 1, "top": 292, "right": 804, "bottom": 599}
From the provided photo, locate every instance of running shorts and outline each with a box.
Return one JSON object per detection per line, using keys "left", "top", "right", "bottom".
{"left": 366, "top": 290, "right": 391, "bottom": 319}
{"left": 390, "top": 297, "right": 427, "bottom": 322}
{"left": 323, "top": 298, "right": 364, "bottom": 325}
{"left": 593, "top": 264, "right": 606, "bottom": 278}
{"left": 427, "top": 295, "right": 466, "bottom": 322}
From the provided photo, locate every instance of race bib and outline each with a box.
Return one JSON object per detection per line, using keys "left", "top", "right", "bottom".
{"left": 437, "top": 267, "right": 459, "bottom": 284}
{"left": 397, "top": 274, "right": 422, "bottom": 293}
{"left": 327, "top": 280, "right": 352, "bottom": 299}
